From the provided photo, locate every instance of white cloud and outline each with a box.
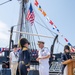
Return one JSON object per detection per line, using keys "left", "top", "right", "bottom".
{"left": 0, "top": 32, "right": 9, "bottom": 40}
{"left": 0, "top": 21, "right": 9, "bottom": 32}
{"left": 0, "top": 21, "right": 10, "bottom": 47}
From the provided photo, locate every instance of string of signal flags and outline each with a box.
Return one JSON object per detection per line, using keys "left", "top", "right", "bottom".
{"left": 34, "top": 0, "right": 73, "bottom": 47}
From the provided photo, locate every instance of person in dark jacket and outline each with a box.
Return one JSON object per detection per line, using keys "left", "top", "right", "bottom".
{"left": 18, "top": 38, "right": 30, "bottom": 75}
{"left": 61, "top": 45, "right": 72, "bottom": 74}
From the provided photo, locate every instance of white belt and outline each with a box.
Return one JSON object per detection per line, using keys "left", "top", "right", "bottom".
{"left": 11, "top": 61, "right": 18, "bottom": 63}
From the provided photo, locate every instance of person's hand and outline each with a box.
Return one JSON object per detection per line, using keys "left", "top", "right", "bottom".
{"left": 36, "top": 58, "right": 39, "bottom": 61}
{"left": 36, "top": 57, "right": 42, "bottom": 61}
{"left": 27, "top": 68, "right": 30, "bottom": 71}
{"left": 52, "top": 55, "right": 55, "bottom": 58}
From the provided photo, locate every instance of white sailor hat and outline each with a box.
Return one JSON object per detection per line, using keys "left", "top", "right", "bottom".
{"left": 37, "top": 41, "right": 45, "bottom": 45}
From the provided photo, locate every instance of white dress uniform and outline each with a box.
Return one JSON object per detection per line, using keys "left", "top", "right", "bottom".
{"left": 38, "top": 47, "right": 50, "bottom": 75}
{"left": 10, "top": 51, "right": 19, "bottom": 75}
{"left": 64, "top": 66, "right": 68, "bottom": 75}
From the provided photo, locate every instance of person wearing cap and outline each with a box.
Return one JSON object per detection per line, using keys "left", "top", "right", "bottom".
{"left": 61, "top": 45, "right": 72, "bottom": 75}
{"left": 18, "top": 38, "right": 30, "bottom": 75}
{"left": 10, "top": 44, "right": 19, "bottom": 75}
{"left": 36, "top": 41, "right": 50, "bottom": 75}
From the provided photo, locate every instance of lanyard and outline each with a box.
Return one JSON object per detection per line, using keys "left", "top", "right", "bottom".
{"left": 13, "top": 52, "right": 18, "bottom": 58}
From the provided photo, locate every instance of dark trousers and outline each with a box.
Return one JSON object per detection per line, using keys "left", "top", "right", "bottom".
{"left": 19, "top": 63, "right": 28, "bottom": 75}
{"left": 62, "top": 65, "right": 66, "bottom": 74}
{"left": 16, "top": 65, "right": 19, "bottom": 75}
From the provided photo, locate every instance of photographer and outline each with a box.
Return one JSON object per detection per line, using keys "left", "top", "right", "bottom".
{"left": 61, "top": 45, "right": 72, "bottom": 75}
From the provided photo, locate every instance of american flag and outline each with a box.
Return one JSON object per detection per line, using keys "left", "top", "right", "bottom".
{"left": 0, "top": 48, "right": 4, "bottom": 53}
{"left": 26, "top": 3, "right": 35, "bottom": 25}
{"left": 71, "top": 46, "right": 75, "bottom": 52}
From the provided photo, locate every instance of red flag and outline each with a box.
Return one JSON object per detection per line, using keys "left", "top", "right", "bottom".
{"left": 71, "top": 47, "right": 75, "bottom": 52}
{"left": 54, "top": 25, "right": 57, "bottom": 28}
{"left": 0, "top": 48, "right": 4, "bottom": 53}
{"left": 53, "top": 25, "right": 57, "bottom": 29}
{"left": 64, "top": 38, "right": 68, "bottom": 42}
{"left": 34, "top": 0, "right": 39, "bottom": 6}
{"left": 49, "top": 20, "right": 53, "bottom": 25}
{"left": 26, "top": 3, "right": 35, "bottom": 25}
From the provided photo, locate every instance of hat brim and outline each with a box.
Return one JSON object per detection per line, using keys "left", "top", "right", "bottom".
{"left": 37, "top": 42, "right": 40, "bottom": 45}
{"left": 26, "top": 41, "right": 30, "bottom": 45}
{"left": 37, "top": 41, "right": 44, "bottom": 45}
{"left": 28, "top": 42, "right": 30, "bottom": 45}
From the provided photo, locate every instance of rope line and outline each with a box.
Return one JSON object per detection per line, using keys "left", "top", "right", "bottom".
{"left": 0, "top": 0, "right": 12, "bottom": 6}
{"left": 34, "top": 23, "right": 40, "bottom": 40}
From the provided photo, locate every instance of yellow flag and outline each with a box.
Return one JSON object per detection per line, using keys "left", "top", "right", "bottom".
{"left": 38, "top": 8, "right": 42, "bottom": 12}
{"left": 42, "top": 11, "right": 46, "bottom": 16}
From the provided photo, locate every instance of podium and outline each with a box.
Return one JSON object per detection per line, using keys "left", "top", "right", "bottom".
{"left": 62, "top": 59, "right": 75, "bottom": 75}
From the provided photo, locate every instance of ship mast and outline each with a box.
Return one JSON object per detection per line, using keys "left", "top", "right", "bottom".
{"left": 15, "top": 0, "right": 36, "bottom": 49}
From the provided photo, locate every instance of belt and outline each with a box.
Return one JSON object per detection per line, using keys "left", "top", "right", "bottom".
{"left": 20, "top": 61, "right": 30, "bottom": 67}
{"left": 11, "top": 61, "right": 18, "bottom": 63}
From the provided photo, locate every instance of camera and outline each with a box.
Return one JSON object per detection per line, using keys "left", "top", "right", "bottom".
{"left": 2, "top": 61, "right": 9, "bottom": 68}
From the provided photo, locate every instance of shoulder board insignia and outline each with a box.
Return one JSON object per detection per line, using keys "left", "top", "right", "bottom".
{"left": 23, "top": 47, "right": 28, "bottom": 51}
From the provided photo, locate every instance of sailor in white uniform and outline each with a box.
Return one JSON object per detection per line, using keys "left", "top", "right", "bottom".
{"left": 36, "top": 41, "right": 50, "bottom": 75}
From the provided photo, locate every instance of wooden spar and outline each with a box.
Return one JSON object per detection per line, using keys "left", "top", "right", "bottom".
{"left": 9, "top": 30, "right": 54, "bottom": 38}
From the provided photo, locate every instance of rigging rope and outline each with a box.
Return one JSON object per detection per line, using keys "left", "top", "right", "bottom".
{"left": 58, "top": 41, "right": 64, "bottom": 47}
{"left": 30, "top": 24, "right": 36, "bottom": 49}
{"left": 0, "top": 0, "right": 12, "bottom": 6}
{"left": 56, "top": 42, "right": 60, "bottom": 52}
{"left": 34, "top": 7, "right": 64, "bottom": 47}
{"left": 35, "top": 21, "right": 56, "bottom": 36}
{"left": 34, "top": 23, "right": 40, "bottom": 40}
{"left": 34, "top": 8, "right": 56, "bottom": 36}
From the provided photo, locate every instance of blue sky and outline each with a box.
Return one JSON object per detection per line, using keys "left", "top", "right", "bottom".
{"left": 0, "top": 0, "right": 75, "bottom": 53}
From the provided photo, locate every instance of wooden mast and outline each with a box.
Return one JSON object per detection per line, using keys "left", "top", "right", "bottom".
{"left": 15, "top": 0, "right": 29, "bottom": 44}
